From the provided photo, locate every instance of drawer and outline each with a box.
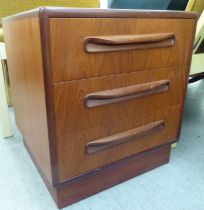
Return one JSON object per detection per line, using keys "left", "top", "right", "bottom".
{"left": 56, "top": 105, "right": 180, "bottom": 181}
{"left": 50, "top": 18, "right": 194, "bottom": 82}
{"left": 53, "top": 66, "right": 187, "bottom": 136}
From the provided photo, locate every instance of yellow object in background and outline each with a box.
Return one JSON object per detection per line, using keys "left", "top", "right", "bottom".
{"left": 186, "top": 0, "right": 204, "bottom": 16}
{"left": 0, "top": 0, "right": 99, "bottom": 24}
{"left": 0, "top": 42, "right": 12, "bottom": 138}
{"left": 185, "top": 0, "right": 204, "bottom": 76}
{"left": 0, "top": 28, "right": 3, "bottom": 42}
{"left": 190, "top": 10, "right": 204, "bottom": 75}
{"left": 1, "top": 59, "right": 12, "bottom": 106}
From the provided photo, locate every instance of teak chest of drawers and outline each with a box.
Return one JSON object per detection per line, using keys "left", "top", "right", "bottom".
{"left": 3, "top": 7, "right": 197, "bottom": 208}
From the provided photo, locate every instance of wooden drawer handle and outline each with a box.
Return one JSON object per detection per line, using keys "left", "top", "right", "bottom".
{"left": 84, "top": 33, "right": 175, "bottom": 53}
{"left": 85, "top": 80, "right": 170, "bottom": 108}
{"left": 86, "top": 120, "right": 165, "bottom": 154}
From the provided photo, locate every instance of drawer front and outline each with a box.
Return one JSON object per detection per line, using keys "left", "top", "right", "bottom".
{"left": 50, "top": 18, "right": 194, "bottom": 82}
{"left": 57, "top": 106, "right": 180, "bottom": 181}
{"left": 53, "top": 66, "right": 187, "bottom": 136}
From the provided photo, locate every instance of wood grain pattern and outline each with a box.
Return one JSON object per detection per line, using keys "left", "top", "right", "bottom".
{"left": 50, "top": 18, "right": 195, "bottom": 82}
{"left": 53, "top": 66, "right": 187, "bottom": 136}
{"left": 3, "top": 17, "right": 52, "bottom": 183}
{"left": 176, "top": 16, "right": 197, "bottom": 140}
{"left": 57, "top": 105, "right": 180, "bottom": 181}
{"left": 85, "top": 80, "right": 169, "bottom": 108}
{"left": 86, "top": 120, "right": 165, "bottom": 154}
{"left": 85, "top": 33, "right": 175, "bottom": 53}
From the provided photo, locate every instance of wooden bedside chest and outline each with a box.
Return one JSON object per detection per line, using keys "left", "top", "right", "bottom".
{"left": 3, "top": 7, "right": 197, "bottom": 208}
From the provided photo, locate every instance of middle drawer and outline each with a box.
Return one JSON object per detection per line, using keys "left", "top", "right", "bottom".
{"left": 53, "top": 65, "right": 188, "bottom": 136}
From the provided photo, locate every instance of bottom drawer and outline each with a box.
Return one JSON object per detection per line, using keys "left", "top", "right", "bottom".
{"left": 57, "top": 105, "right": 181, "bottom": 182}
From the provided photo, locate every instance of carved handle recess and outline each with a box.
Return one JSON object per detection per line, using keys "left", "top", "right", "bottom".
{"left": 85, "top": 33, "right": 175, "bottom": 53}
{"left": 86, "top": 120, "right": 165, "bottom": 154}
{"left": 85, "top": 80, "right": 170, "bottom": 108}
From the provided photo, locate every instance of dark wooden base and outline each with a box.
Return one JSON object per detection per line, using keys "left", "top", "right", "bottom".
{"left": 23, "top": 139, "right": 171, "bottom": 209}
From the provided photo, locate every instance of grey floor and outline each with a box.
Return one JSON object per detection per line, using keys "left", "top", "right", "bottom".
{"left": 0, "top": 80, "right": 204, "bottom": 210}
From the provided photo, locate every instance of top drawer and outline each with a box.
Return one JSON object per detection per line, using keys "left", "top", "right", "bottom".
{"left": 50, "top": 18, "right": 194, "bottom": 82}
